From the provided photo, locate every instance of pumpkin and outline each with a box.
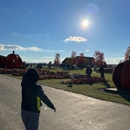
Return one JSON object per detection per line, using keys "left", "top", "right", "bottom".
{"left": 112, "top": 60, "right": 130, "bottom": 90}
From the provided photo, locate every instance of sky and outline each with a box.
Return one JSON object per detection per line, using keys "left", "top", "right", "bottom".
{"left": 0, "top": 0, "right": 130, "bottom": 64}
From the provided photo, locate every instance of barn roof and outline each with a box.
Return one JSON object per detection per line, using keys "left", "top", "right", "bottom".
{"left": 62, "top": 56, "right": 94, "bottom": 63}
{"left": 7, "top": 53, "right": 22, "bottom": 59}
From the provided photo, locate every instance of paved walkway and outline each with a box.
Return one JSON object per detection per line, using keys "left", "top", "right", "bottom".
{"left": 0, "top": 74, "right": 130, "bottom": 130}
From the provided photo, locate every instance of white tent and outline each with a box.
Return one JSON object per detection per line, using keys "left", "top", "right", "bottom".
{"left": 72, "top": 65, "right": 79, "bottom": 70}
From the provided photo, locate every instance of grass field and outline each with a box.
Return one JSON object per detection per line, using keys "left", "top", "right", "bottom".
{"left": 4, "top": 67, "right": 130, "bottom": 106}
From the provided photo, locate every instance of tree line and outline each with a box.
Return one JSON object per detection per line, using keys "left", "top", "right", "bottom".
{"left": 52, "top": 46, "right": 130, "bottom": 67}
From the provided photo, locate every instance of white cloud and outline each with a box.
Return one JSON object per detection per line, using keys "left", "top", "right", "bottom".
{"left": 20, "top": 56, "right": 25, "bottom": 58}
{"left": 59, "top": 50, "right": 66, "bottom": 52}
{"left": 64, "top": 36, "right": 87, "bottom": 42}
{"left": 0, "top": 44, "right": 42, "bottom": 52}
{"left": 27, "top": 59, "right": 52, "bottom": 63}
{"left": 27, "top": 47, "right": 42, "bottom": 51}
{"left": 0, "top": 44, "right": 66, "bottom": 53}
{"left": 106, "top": 57, "right": 124, "bottom": 64}
{"left": 42, "top": 56, "right": 54, "bottom": 59}
{"left": 43, "top": 49, "right": 65, "bottom": 52}
{"left": 86, "top": 50, "right": 90, "bottom": 52}
{"left": 26, "top": 57, "right": 65, "bottom": 63}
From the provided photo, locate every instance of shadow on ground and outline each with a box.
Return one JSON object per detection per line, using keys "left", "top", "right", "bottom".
{"left": 100, "top": 82, "right": 111, "bottom": 88}
{"left": 99, "top": 83, "right": 130, "bottom": 104}
{"left": 117, "top": 88, "right": 130, "bottom": 103}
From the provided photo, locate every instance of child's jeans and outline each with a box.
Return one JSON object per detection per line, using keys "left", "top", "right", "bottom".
{"left": 21, "top": 110, "right": 40, "bottom": 130}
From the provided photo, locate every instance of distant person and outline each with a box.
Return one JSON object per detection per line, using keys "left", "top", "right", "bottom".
{"left": 86, "top": 65, "right": 92, "bottom": 78}
{"left": 30, "top": 64, "right": 32, "bottom": 68}
{"left": 100, "top": 64, "right": 105, "bottom": 79}
{"left": 21, "top": 69, "right": 56, "bottom": 130}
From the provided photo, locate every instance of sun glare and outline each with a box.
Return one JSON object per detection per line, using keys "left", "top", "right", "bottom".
{"left": 81, "top": 20, "right": 90, "bottom": 30}
{"left": 83, "top": 21, "right": 89, "bottom": 26}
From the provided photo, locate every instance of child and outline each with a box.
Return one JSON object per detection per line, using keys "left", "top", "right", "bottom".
{"left": 21, "top": 69, "right": 56, "bottom": 130}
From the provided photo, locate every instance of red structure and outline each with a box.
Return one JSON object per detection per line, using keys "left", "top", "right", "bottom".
{"left": 0, "top": 51, "right": 23, "bottom": 68}
{"left": 112, "top": 60, "right": 130, "bottom": 91}
{"left": 0, "top": 55, "right": 6, "bottom": 68}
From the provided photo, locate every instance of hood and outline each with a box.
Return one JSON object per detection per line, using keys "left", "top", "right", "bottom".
{"left": 26, "top": 69, "right": 39, "bottom": 83}
{"left": 21, "top": 69, "right": 39, "bottom": 87}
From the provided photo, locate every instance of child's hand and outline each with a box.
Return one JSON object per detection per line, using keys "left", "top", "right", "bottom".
{"left": 53, "top": 107, "right": 56, "bottom": 112}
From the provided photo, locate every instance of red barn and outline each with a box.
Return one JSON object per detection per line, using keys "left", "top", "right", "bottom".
{"left": 0, "top": 51, "right": 23, "bottom": 68}
{"left": 0, "top": 55, "right": 6, "bottom": 68}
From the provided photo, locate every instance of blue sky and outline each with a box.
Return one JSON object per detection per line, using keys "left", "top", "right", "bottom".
{"left": 0, "top": 0, "right": 130, "bottom": 64}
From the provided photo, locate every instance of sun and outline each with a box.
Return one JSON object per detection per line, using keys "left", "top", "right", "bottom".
{"left": 81, "top": 20, "right": 90, "bottom": 29}
{"left": 82, "top": 21, "right": 89, "bottom": 27}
